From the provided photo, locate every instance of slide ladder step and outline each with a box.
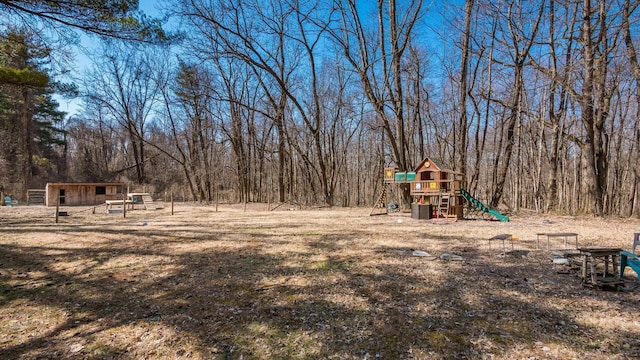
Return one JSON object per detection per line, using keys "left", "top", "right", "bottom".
{"left": 370, "top": 184, "right": 389, "bottom": 216}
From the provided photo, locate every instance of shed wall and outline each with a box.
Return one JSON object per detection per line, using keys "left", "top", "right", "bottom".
{"left": 45, "top": 184, "right": 122, "bottom": 206}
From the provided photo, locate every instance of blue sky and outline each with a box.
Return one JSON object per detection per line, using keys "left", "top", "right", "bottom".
{"left": 55, "top": 0, "right": 162, "bottom": 117}
{"left": 55, "top": 0, "right": 458, "bottom": 117}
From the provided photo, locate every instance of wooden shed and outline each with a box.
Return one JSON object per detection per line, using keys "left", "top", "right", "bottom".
{"left": 45, "top": 182, "right": 124, "bottom": 207}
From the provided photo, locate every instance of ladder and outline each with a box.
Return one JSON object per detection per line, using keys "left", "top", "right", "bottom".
{"left": 141, "top": 194, "right": 157, "bottom": 210}
{"left": 437, "top": 192, "right": 451, "bottom": 218}
{"left": 370, "top": 184, "right": 389, "bottom": 216}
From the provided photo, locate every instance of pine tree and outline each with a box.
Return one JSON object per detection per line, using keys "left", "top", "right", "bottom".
{"left": 0, "top": 30, "right": 67, "bottom": 198}
{"left": 0, "top": 0, "right": 172, "bottom": 43}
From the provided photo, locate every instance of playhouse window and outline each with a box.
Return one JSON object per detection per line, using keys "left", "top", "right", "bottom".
{"left": 421, "top": 172, "right": 435, "bottom": 181}
{"left": 95, "top": 186, "right": 106, "bottom": 195}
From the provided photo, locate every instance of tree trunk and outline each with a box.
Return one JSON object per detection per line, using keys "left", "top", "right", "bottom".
{"left": 491, "top": 69, "right": 521, "bottom": 208}
{"left": 580, "top": 0, "right": 607, "bottom": 216}
{"left": 623, "top": 0, "right": 640, "bottom": 216}
{"left": 21, "top": 86, "right": 33, "bottom": 193}
{"left": 490, "top": 1, "right": 544, "bottom": 208}
{"left": 457, "top": 0, "right": 474, "bottom": 180}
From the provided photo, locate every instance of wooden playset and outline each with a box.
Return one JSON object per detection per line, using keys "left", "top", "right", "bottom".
{"left": 371, "top": 156, "right": 509, "bottom": 222}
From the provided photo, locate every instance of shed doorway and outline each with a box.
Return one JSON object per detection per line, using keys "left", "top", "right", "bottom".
{"left": 59, "top": 189, "right": 66, "bottom": 205}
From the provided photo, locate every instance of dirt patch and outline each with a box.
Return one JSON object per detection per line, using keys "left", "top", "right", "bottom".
{"left": 1, "top": 204, "right": 639, "bottom": 359}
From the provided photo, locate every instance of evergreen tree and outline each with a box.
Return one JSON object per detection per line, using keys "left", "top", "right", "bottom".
{"left": 0, "top": 0, "right": 171, "bottom": 43}
{"left": 0, "top": 29, "right": 67, "bottom": 197}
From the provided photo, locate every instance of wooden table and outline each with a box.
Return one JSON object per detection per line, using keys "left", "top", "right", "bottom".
{"left": 579, "top": 247, "right": 624, "bottom": 288}
{"left": 105, "top": 199, "right": 134, "bottom": 210}
{"left": 489, "top": 234, "right": 513, "bottom": 252}
{"left": 536, "top": 232, "right": 578, "bottom": 250}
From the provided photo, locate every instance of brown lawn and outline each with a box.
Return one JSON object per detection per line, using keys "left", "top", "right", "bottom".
{"left": 1, "top": 203, "right": 639, "bottom": 359}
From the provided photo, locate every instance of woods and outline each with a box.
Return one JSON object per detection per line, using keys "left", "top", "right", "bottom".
{"left": 2, "top": 0, "right": 640, "bottom": 216}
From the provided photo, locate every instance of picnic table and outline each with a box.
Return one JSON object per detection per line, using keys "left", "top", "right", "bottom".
{"left": 536, "top": 232, "right": 578, "bottom": 250}
{"left": 105, "top": 199, "right": 134, "bottom": 210}
{"left": 579, "top": 247, "right": 624, "bottom": 289}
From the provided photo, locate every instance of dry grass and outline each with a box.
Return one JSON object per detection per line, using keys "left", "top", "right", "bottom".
{"left": 1, "top": 203, "right": 639, "bottom": 359}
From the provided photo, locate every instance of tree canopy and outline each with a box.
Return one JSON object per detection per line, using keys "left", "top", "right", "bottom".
{"left": 0, "top": 0, "right": 171, "bottom": 43}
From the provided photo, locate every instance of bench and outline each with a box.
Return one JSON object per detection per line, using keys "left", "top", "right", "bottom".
{"left": 489, "top": 233, "right": 515, "bottom": 252}
{"left": 620, "top": 250, "right": 640, "bottom": 283}
{"left": 536, "top": 232, "right": 578, "bottom": 250}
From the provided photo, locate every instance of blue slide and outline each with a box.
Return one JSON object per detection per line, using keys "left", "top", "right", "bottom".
{"left": 460, "top": 188, "right": 509, "bottom": 222}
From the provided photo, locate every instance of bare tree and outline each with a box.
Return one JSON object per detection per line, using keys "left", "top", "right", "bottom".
{"left": 329, "top": 0, "right": 424, "bottom": 205}
{"left": 65, "top": 111, "right": 120, "bottom": 182}
{"left": 577, "top": 0, "right": 622, "bottom": 215}
{"left": 489, "top": 0, "right": 545, "bottom": 208}
{"left": 84, "top": 42, "right": 163, "bottom": 184}
{"left": 39, "top": 0, "right": 640, "bottom": 217}
{"left": 545, "top": 0, "right": 577, "bottom": 213}
{"left": 456, "top": 0, "right": 474, "bottom": 181}
{"left": 175, "top": 0, "right": 297, "bottom": 204}
{"left": 173, "top": 61, "right": 222, "bottom": 202}
{"left": 623, "top": 0, "right": 640, "bottom": 216}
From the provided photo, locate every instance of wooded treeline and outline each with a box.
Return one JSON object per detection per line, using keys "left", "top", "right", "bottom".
{"left": 2, "top": 0, "right": 640, "bottom": 216}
